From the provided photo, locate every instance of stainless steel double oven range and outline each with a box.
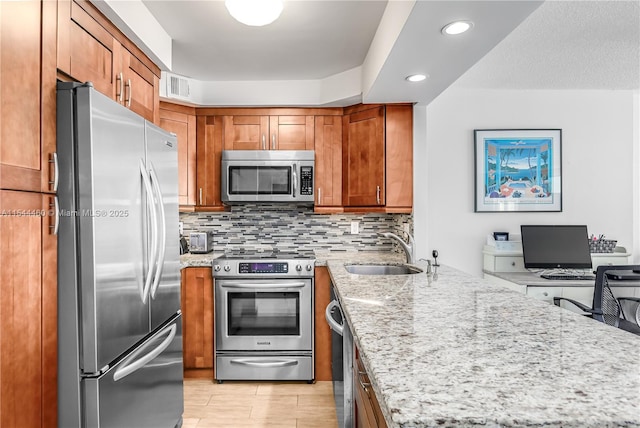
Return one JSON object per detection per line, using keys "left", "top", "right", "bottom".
{"left": 213, "top": 251, "right": 315, "bottom": 382}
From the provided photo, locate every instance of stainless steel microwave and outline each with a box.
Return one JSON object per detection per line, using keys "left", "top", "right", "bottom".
{"left": 221, "top": 150, "right": 315, "bottom": 204}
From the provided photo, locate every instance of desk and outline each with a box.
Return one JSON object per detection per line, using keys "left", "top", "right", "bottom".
{"left": 484, "top": 270, "right": 640, "bottom": 315}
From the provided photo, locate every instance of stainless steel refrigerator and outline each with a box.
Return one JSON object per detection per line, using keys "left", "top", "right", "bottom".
{"left": 57, "top": 82, "right": 183, "bottom": 427}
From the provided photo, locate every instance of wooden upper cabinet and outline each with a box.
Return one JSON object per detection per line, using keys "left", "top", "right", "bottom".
{"left": 160, "top": 103, "right": 196, "bottom": 210}
{"left": 0, "top": 0, "right": 57, "bottom": 193}
{"left": 57, "top": 0, "right": 116, "bottom": 97}
{"left": 223, "top": 115, "right": 269, "bottom": 150}
{"left": 196, "top": 116, "right": 225, "bottom": 210}
{"left": 0, "top": 191, "right": 58, "bottom": 427}
{"left": 342, "top": 106, "right": 386, "bottom": 207}
{"left": 222, "top": 114, "right": 314, "bottom": 150}
{"left": 57, "top": 0, "right": 161, "bottom": 123}
{"left": 269, "top": 116, "right": 314, "bottom": 150}
{"left": 314, "top": 116, "right": 343, "bottom": 209}
{"left": 385, "top": 105, "right": 413, "bottom": 211}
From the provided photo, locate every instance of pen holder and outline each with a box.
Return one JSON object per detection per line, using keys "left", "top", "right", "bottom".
{"left": 589, "top": 239, "right": 617, "bottom": 253}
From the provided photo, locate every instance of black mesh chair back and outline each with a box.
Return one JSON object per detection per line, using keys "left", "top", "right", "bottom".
{"left": 592, "top": 264, "right": 640, "bottom": 327}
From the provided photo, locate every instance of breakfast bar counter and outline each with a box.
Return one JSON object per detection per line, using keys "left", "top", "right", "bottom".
{"left": 327, "top": 260, "right": 640, "bottom": 428}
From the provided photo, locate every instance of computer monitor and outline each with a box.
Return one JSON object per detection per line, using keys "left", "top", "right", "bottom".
{"left": 520, "top": 225, "right": 592, "bottom": 269}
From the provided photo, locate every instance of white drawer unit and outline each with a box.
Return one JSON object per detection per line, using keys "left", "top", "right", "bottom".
{"left": 482, "top": 245, "right": 631, "bottom": 273}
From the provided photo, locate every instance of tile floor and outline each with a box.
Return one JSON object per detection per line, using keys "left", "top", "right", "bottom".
{"left": 182, "top": 379, "right": 339, "bottom": 428}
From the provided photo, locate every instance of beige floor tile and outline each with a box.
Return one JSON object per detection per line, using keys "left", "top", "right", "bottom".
{"left": 297, "top": 394, "right": 336, "bottom": 408}
{"left": 256, "top": 381, "right": 333, "bottom": 396}
{"left": 296, "top": 418, "right": 339, "bottom": 428}
{"left": 293, "top": 406, "right": 338, "bottom": 420}
{"left": 207, "top": 382, "right": 259, "bottom": 395}
{"left": 197, "top": 419, "right": 297, "bottom": 428}
{"left": 181, "top": 418, "right": 200, "bottom": 428}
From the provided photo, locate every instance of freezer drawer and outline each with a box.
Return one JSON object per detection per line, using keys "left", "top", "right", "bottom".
{"left": 216, "top": 355, "right": 313, "bottom": 381}
{"left": 83, "top": 316, "right": 183, "bottom": 428}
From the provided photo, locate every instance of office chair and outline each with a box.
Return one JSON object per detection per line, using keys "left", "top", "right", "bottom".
{"left": 553, "top": 265, "right": 640, "bottom": 335}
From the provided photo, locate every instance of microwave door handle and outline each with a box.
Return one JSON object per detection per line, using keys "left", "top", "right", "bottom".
{"left": 292, "top": 164, "right": 298, "bottom": 198}
{"left": 221, "top": 281, "right": 307, "bottom": 289}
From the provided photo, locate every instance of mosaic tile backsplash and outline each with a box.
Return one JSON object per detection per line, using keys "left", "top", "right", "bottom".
{"left": 180, "top": 204, "right": 413, "bottom": 254}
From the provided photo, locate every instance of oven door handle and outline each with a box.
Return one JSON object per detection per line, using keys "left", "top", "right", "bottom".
{"left": 229, "top": 358, "right": 299, "bottom": 368}
{"left": 220, "top": 281, "right": 307, "bottom": 289}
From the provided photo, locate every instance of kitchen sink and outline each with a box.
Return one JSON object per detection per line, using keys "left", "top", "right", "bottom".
{"left": 344, "top": 264, "right": 423, "bottom": 275}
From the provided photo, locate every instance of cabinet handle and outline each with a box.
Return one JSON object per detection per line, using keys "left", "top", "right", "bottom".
{"left": 199, "top": 188, "right": 203, "bottom": 205}
{"left": 272, "top": 134, "right": 276, "bottom": 150}
{"left": 49, "top": 152, "right": 59, "bottom": 192}
{"left": 357, "top": 370, "right": 371, "bottom": 398}
{"left": 125, "top": 78, "right": 132, "bottom": 107}
{"left": 262, "top": 134, "right": 266, "bottom": 150}
{"left": 49, "top": 196, "right": 59, "bottom": 235}
{"left": 376, "top": 186, "right": 381, "bottom": 205}
{"left": 317, "top": 188, "right": 321, "bottom": 205}
{"left": 116, "top": 72, "right": 123, "bottom": 102}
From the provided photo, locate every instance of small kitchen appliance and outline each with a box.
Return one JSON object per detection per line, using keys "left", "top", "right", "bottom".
{"left": 189, "top": 231, "right": 214, "bottom": 253}
{"left": 213, "top": 250, "right": 315, "bottom": 382}
{"left": 221, "top": 150, "right": 314, "bottom": 204}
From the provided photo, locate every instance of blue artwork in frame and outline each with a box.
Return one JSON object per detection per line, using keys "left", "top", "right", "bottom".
{"left": 474, "top": 129, "right": 562, "bottom": 212}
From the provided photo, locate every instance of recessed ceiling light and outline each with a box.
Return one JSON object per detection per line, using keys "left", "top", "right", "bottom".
{"left": 441, "top": 21, "right": 473, "bottom": 35}
{"left": 225, "top": 0, "right": 283, "bottom": 27}
{"left": 405, "top": 74, "right": 428, "bottom": 82}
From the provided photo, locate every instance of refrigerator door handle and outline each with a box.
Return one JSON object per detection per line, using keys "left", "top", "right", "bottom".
{"left": 149, "top": 163, "right": 166, "bottom": 299}
{"left": 140, "top": 160, "right": 158, "bottom": 304}
{"left": 112, "top": 323, "right": 177, "bottom": 382}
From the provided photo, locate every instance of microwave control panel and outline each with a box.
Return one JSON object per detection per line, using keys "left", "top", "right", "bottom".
{"left": 300, "top": 167, "right": 313, "bottom": 196}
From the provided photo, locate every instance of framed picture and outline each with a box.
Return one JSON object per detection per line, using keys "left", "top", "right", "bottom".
{"left": 474, "top": 129, "right": 562, "bottom": 212}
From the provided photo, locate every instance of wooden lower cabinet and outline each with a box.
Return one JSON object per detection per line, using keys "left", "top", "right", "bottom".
{"left": 314, "top": 267, "right": 333, "bottom": 381}
{"left": 354, "top": 347, "right": 387, "bottom": 428}
{"left": 0, "top": 191, "right": 57, "bottom": 427}
{"left": 181, "top": 267, "right": 215, "bottom": 378}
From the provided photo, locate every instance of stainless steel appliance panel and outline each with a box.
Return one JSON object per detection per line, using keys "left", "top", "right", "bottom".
{"left": 84, "top": 316, "right": 184, "bottom": 428}
{"left": 145, "top": 122, "right": 181, "bottom": 331}
{"left": 216, "top": 355, "right": 312, "bottom": 381}
{"left": 74, "top": 86, "right": 149, "bottom": 373}
{"left": 215, "top": 279, "right": 313, "bottom": 352}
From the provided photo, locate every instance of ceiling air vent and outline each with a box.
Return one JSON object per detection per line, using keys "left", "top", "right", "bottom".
{"left": 161, "top": 72, "right": 195, "bottom": 103}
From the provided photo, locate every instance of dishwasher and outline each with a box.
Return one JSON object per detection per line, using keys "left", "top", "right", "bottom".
{"left": 325, "top": 286, "right": 353, "bottom": 428}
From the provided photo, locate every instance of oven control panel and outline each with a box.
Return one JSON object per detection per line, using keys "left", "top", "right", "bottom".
{"left": 239, "top": 262, "right": 289, "bottom": 274}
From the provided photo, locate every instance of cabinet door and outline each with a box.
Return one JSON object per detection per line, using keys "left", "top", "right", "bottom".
{"left": 343, "top": 107, "right": 385, "bottom": 206}
{"left": 57, "top": 0, "right": 116, "bottom": 99}
{"left": 196, "top": 116, "right": 225, "bottom": 210}
{"left": 120, "top": 47, "right": 159, "bottom": 123}
{"left": 160, "top": 105, "right": 196, "bottom": 208}
{"left": 270, "top": 116, "right": 314, "bottom": 150}
{"left": 314, "top": 116, "right": 343, "bottom": 208}
{"left": 0, "top": 191, "right": 57, "bottom": 427}
{"left": 181, "top": 268, "right": 214, "bottom": 371}
{"left": 0, "top": 0, "right": 51, "bottom": 193}
{"left": 223, "top": 115, "right": 269, "bottom": 150}
{"left": 384, "top": 105, "right": 413, "bottom": 211}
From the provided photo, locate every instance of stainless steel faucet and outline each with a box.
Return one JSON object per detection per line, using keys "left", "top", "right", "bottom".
{"left": 381, "top": 232, "right": 415, "bottom": 264}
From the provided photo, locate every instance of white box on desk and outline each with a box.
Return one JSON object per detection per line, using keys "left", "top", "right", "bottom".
{"left": 486, "top": 234, "right": 522, "bottom": 252}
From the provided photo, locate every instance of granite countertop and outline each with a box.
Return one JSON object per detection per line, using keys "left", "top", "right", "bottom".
{"left": 327, "top": 259, "right": 640, "bottom": 428}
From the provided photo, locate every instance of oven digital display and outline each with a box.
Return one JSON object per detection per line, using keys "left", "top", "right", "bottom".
{"left": 238, "top": 262, "right": 289, "bottom": 274}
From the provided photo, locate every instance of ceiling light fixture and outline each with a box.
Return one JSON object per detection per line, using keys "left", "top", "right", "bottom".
{"left": 405, "top": 74, "right": 427, "bottom": 82}
{"left": 225, "top": 0, "right": 283, "bottom": 27}
{"left": 441, "top": 20, "right": 473, "bottom": 35}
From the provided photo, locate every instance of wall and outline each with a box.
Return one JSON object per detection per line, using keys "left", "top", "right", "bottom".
{"left": 181, "top": 204, "right": 412, "bottom": 254}
{"left": 415, "top": 88, "right": 637, "bottom": 276}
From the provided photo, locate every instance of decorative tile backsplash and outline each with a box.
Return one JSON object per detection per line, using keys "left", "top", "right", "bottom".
{"left": 180, "top": 204, "right": 412, "bottom": 254}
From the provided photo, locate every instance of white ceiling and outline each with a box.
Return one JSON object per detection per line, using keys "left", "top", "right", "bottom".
{"left": 456, "top": 0, "right": 640, "bottom": 90}
{"left": 141, "top": 0, "right": 388, "bottom": 81}
{"left": 94, "top": 0, "right": 639, "bottom": 106}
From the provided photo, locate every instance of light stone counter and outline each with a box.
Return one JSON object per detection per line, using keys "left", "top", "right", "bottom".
{"left": 179, "top": 252, "right": 223, "bottom": 269}
{"left": 327, "top": 260, "right": 640, "bottom": 428}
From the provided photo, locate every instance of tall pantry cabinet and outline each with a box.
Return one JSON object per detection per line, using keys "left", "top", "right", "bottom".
{"left": 1, "top": 1, "right": 162, "bottom": 426}
{"left": 0, "top": 1, "right": 58, "bottom": 427}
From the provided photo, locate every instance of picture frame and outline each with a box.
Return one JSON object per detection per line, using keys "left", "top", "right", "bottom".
{"left": 474, "top": 129, "right": 562, "bottom": 212}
